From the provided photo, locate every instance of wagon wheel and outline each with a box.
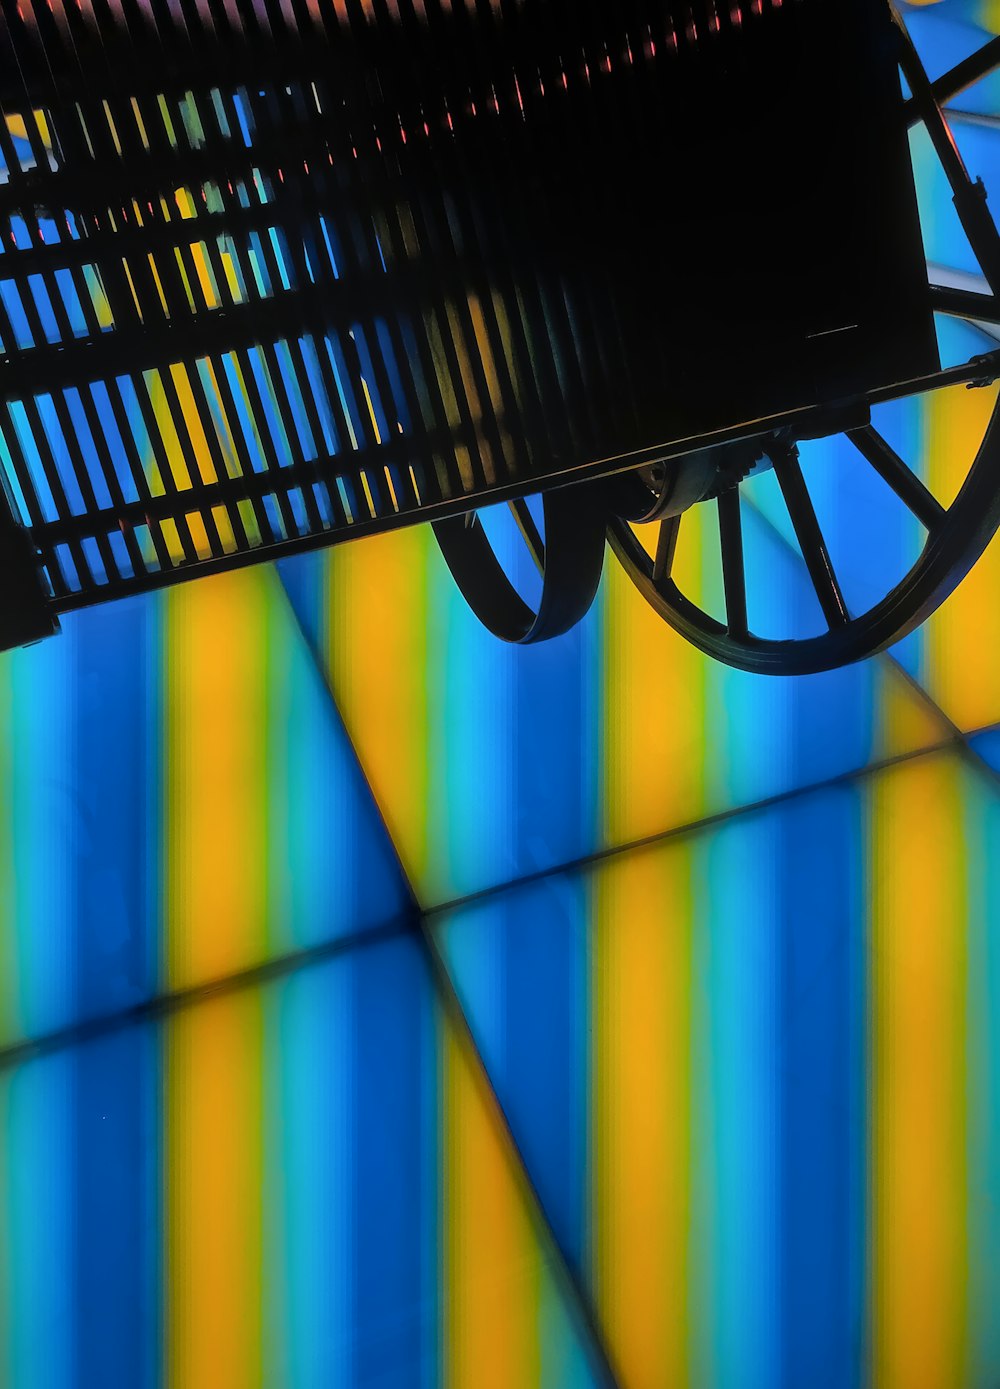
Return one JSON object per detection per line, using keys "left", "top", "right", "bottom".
{"left": 607, "top": 400, "right": 1000, "bottom": 675}
{"left": 607, "top": 13, "right": 1000, "bottom": 676}
{"left": 433, "top": 482, "right": 606, "bottom": 643}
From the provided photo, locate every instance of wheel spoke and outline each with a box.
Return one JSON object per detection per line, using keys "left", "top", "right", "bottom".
{"left": 508, "top": 496, "right": 545, "bottom": 574}
{"left": 928, "top": 282, "right": 1000, "bottom": 334}
{"left": 847, "top": 425, "right": 947, "bottom": 532}
{"left": 717, "top": 489, "right": 748, "bottom": 639}
{"left": 904, "top": 36, "right": 1000, "bottom": 128}
{"left": 893, "top": 11, "right": 1000, "bottom": 293}
{"left": 772, "top": 445, "right": 850, "bottom": 629}
{"left": 652, "top": 515, "right": 680, "bottom": 585}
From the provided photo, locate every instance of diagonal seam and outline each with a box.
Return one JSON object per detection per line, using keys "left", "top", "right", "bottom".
{"left": 274, "top": 560, "right": 624, "bottom": 1385}
{"left": 421, "top": 916, "right": 624, "bottom": 1389}
{"left": 422, "top": 733, "right": 965, "bottom": 921}
{"left": 0, "top": 910, "right": 417, "bottom": 1071}
{"left": 273, "top": 560, "right": 422, "bottom": 918}
{"left": 881, "top": 643, "right": 1000, "bottom": 792}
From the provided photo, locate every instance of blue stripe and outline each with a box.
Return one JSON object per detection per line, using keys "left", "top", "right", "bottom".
{"left": 776, "top": 785, "right": 865, "bottom": 1389}
{"left": 70, "top": 595, "right": 161, "bottom": 1022}
{"left": 72, "top": 1023, "right": 162, "bottom": 1389}
{"left": 350, "top": 934, "right": 428, "bottom": 1388}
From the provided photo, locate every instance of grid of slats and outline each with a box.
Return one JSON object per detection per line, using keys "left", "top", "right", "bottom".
{"left": 0, "top": 0, "right": 813, "bottom": 609}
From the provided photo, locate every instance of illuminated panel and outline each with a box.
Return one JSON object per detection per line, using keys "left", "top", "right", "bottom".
{"left": 0, "top": 1052, "right": 76, "bottom": 1389}
{"left": 166, "top": 574, "right": 269, "bottom": 989}
{"left": 286, "top": 512, "right": 951, "bottom": 905}
{"left": 443, "top": 1005, "right": 581, "bottom": 1388}
{"left": 0, "top": 568, "right": 410, "bottom": 1051}
{"left": 167, "top": 988, "right": 264, "bottom": 1389}
{"left": 433, "top": 755, "right": 1000, "bottom": 1388}
{"left": 868, "top": 753, "right": 969, "bottom": 1389}
{"left": 592, "top": 847, "right": 694, "bottom": 1388}
{"left": 0, "top": 932, "right": 606, "bottom": 1389}
{"left": 433, "top": 787, "right": 858, "bottom": 1386}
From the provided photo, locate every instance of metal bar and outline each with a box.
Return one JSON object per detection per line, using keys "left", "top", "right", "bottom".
{"left": 575, "top": 351, "right": 1000, "bottom": 491}
{"left": 868, "top": 350, "right": 1000, "bottom": 401}
{"left": 892, "top": 4, "right": 1000, "bottom": 293}
{"left": 904, "top": 36, "right": 1000, "bottom": 127}
{"left": 929, "top": 284, "right": 1000, "bottom": 325}
{"left": 717, "top": 487, "right": 748, "bottom": 639}
{"left": 653, "top": 515, "right": 679, "bottom": 585}
{"left": 772, "top": 445, "right": 850, "bottom": 630}
{"left": 846, "top": 424, "right": 946, "bottom": 532}
{"left": 23, "top": 347, "right": 998, "bottom": 572}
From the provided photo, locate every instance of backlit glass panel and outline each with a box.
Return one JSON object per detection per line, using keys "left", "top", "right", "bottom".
{"left": 433, "top": 748, "right": 1000, "bottom": 1389}
{"left": 0, "top": 930, "right": 605, "bottom": 1389}
{"left": 0, "top": 566, "right": 410, "bottom": 1049}
{"left": 281, "top": 532, "right": 952, "bottom": 905}
{"left": 1, "top": 7, "right": 999, "bottom": 1389}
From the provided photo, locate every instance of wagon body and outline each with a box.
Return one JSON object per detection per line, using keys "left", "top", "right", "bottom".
{"left": 0, "top": 0, "right": 936, "bottom": 650}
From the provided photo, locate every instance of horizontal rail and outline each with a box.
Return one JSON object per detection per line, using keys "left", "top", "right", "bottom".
{"left": 929, "top": 283, "right": 1000, "bottom": 324}
{"left": 35, "top": 349, "right": 1000, "bottom": 619}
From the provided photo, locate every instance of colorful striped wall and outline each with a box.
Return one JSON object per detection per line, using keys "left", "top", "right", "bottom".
{"left": 3, "top": 3, "right": 1000, "bottom": 1387}
{"left": 0, "top": 930, "right": 605, "bottom": 1389}
{"left": 0, "top": 565, "right": 409, "bottom": 1049}
{"left": 434, "top": 749, "right": 1000, "bottom": 1389}
{"left": 280, "top": 499, "right": 962, "bottom": 908}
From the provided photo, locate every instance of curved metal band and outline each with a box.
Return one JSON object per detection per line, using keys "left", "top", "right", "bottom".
{"left": 607, "top": 389, "right": 1000, "bottom": 675}
{"left": 432, "top": 482, "right": 607, "bottom": 644}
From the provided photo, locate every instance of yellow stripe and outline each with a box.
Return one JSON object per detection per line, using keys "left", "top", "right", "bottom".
{"left": 184, "top": 511, "right": 212, "bottom": 561}
{"left": 593, "top": 843, "right": 692, "bottom": 1389}
{"left": 603, "top": 541, "right": 708, "bottom": 846}
{"left": 442, "top": 1019, "right": 539, "bottom": 1389}
{"left": 130, "top": 96, "right": 151, "bottom": 150}
{"left": 869, "top": 753, "right": 968, "bottom": 1389}
{"left": 165, "top": 569, "right": 269, "bottom": 989}
{"left": 167, "top": 989, "right": 264, "bottom": 1389}
{"left": 146, "top": 370, "right": 192, "bottom": 492}
{"left": 360, "top": 378, "right": 383, "bottom": 446}
{"left": 324, "top": 531, "right": 430, "bottom": 885}
{"left": 147, "top": 255, "right": 171, "bottom": 319}
{"left": 160, "top": 517, "right": 185, "bottom": 566}
{"left": 166, "top": 362, "right": 238, "bottom": 555}
{"left": 191, "top": 242, "right": 222, "bottom": 310}
{"left": 169, "top": 364, "right": 216, "bottom": 485}
{"left": 924, "top": 382, "right": 1000, "bottom": 729}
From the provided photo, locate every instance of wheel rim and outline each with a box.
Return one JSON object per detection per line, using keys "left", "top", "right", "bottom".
{"left": 607, "top": 387, "right": 1000, "bottom": 675}
{"left": 607, "top": 13, "right": 1000, "bottom": 676}
{"left": 433, "top": 481, "right": 607, "bottom": 644}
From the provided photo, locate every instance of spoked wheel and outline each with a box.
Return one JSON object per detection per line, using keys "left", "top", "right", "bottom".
{"left": 607, "top": 401, "right": 1000, "bottom": 675}
{"left": 433, "top": 481, "right": 606, "bottom": 643}
{"left": 608, "top": 12, "right": 1000, "bottom": 676}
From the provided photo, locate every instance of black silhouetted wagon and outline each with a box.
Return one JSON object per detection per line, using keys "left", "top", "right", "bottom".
{"left": 2, "top": 0, "right": 1000, "bottom": 672}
